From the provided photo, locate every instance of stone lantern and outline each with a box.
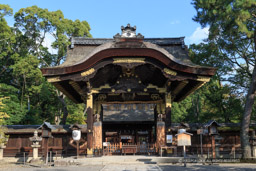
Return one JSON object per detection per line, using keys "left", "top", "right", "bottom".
{"left": 29, "top": 130, "right": 42, "bottom": 160}
{"left": 0, "top": 133, "right": 8, "bottom": 160}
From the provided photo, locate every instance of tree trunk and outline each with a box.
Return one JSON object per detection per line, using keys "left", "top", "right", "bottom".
{"left": 240, "top": 64, "right": 256, "bottom": 158}
{"left": 58, "top": 93, "right": 68, "bottom": 125}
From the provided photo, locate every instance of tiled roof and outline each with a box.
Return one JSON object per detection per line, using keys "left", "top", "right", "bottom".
{"left": 70, "top": 37, "right": 185, "bottom": 48}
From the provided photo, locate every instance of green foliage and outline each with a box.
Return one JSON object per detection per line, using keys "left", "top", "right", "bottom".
{"left": 66, "top": 98, "right": 86, "bottom": 125}
{"left": 192, "top": 0, "right": 256, "bottom": 158}
{"left": 0, "top": 4, "right": 90, "bottom": 125}
{"left": 172, "top": 41, "right": 244, "bottom": 124}
{"left": 0, "top": 84, "right": 26, "bottom": 125}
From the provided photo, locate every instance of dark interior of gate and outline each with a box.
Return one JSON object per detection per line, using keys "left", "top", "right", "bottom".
{"left": 94, "top": 63, "right": 166, "bottom": 155}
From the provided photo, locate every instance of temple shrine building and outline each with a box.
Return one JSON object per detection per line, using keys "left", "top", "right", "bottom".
{"left": 41, "top": 24, "right": 216, "bottom": 156}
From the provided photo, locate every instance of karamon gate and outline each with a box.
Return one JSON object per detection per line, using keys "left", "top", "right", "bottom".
{"left": 41, "top": 24, "right": 216, "bottom": 156}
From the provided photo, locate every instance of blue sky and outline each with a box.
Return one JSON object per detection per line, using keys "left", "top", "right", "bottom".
{"left": 1, "top": 0, "right": 209, "bottom": 45}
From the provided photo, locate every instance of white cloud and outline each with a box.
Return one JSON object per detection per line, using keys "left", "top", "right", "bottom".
{"left": 187, "top": 26, "right": 209, "bottom": 45}
{"left": 42, "top": 32, "right": 57, "bottom": 54}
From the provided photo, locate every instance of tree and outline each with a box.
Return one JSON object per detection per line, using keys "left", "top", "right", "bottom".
{"left": 0, "top": 4, "right": 16, "bottom": 84}
{"left": 0, "top": 84, "right": 27, "bottom": 124}
{"left": 0, "top": 4, "right": 91, "bottom": 125}
{"left": 192, "top": 0, "right": 256, "bottom": 158}
{"left": 0, "top": 89, "right": 10, "bottom": 145}
{"left": 13, "top": 6, "right": 91, "bottom": 125}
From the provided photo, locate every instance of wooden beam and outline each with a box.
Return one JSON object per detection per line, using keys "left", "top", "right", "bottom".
{"left": 176, "top": 81, "right": 206, "bottom": 102}
{"left": 69, "top": 81, "right": 87, "bottom": 102}
{"left": 53, "top": 83, "right": 79, "bottom": 103}
{"left": 172, "top": 81, "right": 189, "bottom": 97}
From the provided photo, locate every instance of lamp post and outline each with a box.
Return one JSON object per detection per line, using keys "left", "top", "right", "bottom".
{"left": 204, "top": 120, "right": 220, "bottom": 159}
{"left": 176, "top": 129, "right": 193, "bottom": 167}
{"left": 38, "top": 122, "right": 53, "bottom": 164}
{"left": 70, "top": 124, "right": 81, "bottom": 159}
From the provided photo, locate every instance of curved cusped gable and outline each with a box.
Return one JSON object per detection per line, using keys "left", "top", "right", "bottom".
{"left": 41, "top": 24, "right": 217, "bottom": 103}
{"left": 41, "top": 39, "right": 215, "bottom": 77}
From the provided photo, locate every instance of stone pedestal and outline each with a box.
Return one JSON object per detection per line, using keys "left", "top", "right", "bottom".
{"left": 31, "top": 143, "right": 41, "bottom": 159}
{"left": 93, "top": 121, "right": 102, "bottom": 149}
{"left": 0, "top": 144, "right": 6, "bottom": 160}
{"left": 156, "top": 121, "right": 165, "bottom": 152}
{"left": 252, "top": 146, "right": 256, "bottom": 158}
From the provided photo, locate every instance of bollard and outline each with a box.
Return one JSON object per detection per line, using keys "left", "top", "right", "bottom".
{"left": 46, "top": 151, "right": 48, "bottom": 165}
{"left": 50, "top": 151, "right": 52, "bottom": 165}
{"left": 23, "top": 152, "right": 26, "bottom": 165}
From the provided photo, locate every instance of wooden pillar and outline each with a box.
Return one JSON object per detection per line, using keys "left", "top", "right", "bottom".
{"left": 93, "top": 121, "right": 102, "bottom": 149}
{"left": 212, "top": 136, "right": 216, "bottom": 158}
{"left": 165, "top": 93, "right": 172, "bottom": 129}
{"left": 43, "top": 138, "right": 49, "bottom": 161}
{"left": 156, "top": 121, "right": 165, "bottom": 152}
{"left": 87, "top": 93, "right": 94, "bottom": 157}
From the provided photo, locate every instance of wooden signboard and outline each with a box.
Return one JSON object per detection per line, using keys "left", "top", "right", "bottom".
{"left": 177, "top": 133, "right": 191, "bottom": 146}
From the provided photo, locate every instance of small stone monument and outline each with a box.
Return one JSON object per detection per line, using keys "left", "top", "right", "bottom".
{"left": 0, "top": 133, "right": 7, "bottom": 160}
{"left": 29, "top": 130, "right": 42, "bottom": 160}
{"left": 251, "top": 130, "right": 256, "bottom": 158}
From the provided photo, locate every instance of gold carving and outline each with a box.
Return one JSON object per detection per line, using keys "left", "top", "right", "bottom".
{"left": 113, "top": 58, "right": 145, "bottom": 63}
{"left": 97, "top": 94, "right": 107, "bottom": 101}
{"left": 197, "top": 76, "right": 211, "bottom": 82}
{"left": 81, "top": 68, "right": 95, "bottom": 77}
{"left": 151, "top": 94, "right": 161, "bottom": 100}
{"left": 156, "top": 103, "right": 161, "bottom": 114}
{"left": 137, "top": 93, "right": 149, "bottom": 96}
{"left": 165, "top": 93, "right": 172, "bottom": 108}
{"left": 87, "top": 148, "right": 93, "bottom": 155}
{"left": 108, "top": 93, "right": 120, "bottom": 96}
{"left": 87, "top": 93, "right": 93, "bottom": 108}
{"left": 92, "top": 84, "right": 111, "bottom": 93}
{"left": 47, "top": 77, "right": 60, "bottom": 82}
{"left": 161, "top": 103, "right": 166, "bottom": 114}
{"left": 164, "top": 68, "right": 177, "bottom": 76}
{"left": 147, "top": 84, "right": 166, "bottom": 93}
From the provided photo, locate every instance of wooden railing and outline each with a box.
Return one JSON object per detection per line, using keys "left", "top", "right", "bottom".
{"left": 103, "top": 143, "right": 157, "bottom": 156}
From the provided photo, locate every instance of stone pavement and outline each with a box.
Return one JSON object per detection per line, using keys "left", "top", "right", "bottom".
{"left": 1, "top": 163, "right": 256, "bottom": 171}
{"left": 54, "top": 155, "right": 184, "bottom": 165}
{"left": 0, "top": 156, "right": 256, "bottom": 171}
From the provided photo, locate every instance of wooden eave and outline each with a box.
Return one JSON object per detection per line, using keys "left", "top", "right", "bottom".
{"left": 41, "top": 39, "right": 216, "bottom": 103}
{"left": 41, "top": 48, "right": 216, "bottom": 77}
